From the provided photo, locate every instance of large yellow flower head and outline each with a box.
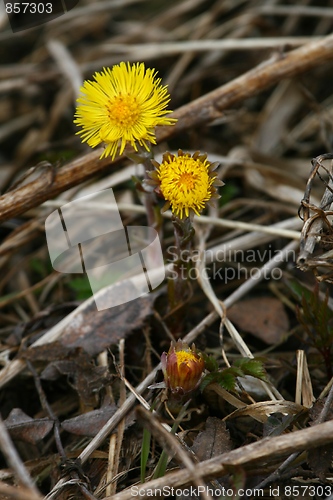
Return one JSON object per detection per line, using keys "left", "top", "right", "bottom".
{"left": 74, "top": 62, "right": 176, "bottom": 159}
{"left": 150, "top": 150, "right": 223, "bottom": 219}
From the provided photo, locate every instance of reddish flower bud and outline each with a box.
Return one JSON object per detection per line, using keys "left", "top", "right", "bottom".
{"left": 161, "top": 341, "right": 205, "bottom": 397}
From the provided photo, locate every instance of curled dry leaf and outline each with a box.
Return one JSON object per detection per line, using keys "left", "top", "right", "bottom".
{"left": 4, "top": 408, "right": 53, "bottom": 444}
{"left": 224, "top": 400, "right": 307, "bottom": 424}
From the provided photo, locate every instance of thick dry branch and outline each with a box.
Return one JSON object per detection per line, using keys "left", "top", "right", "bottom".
{"left": 1, "top": 34, "right": 333, "bottom": 223}
{"left": 0, "top": 151, "right": 115, "bottom": 223}
{"left": 105, "top": 419, "right": 333, "bottom": 500}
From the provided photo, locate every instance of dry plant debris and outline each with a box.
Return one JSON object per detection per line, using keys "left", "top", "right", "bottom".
{"left": 1, "top": 1, "right": 333, "bottom": 499}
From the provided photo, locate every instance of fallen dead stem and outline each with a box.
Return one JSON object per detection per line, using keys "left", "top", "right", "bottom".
{"left": 105, "top": 419, "right": 333, "bottom": 500}
{"left": 1, "top": 33, "right": 333, "bottom": 223}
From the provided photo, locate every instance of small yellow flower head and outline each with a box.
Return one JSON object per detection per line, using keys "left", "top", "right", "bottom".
{"left": 74, "top": 62, "right": 177, "bottom": 160}
{"left": 150, "top": 150, "right": 224, "bottom": 219}
{"left": 161, "top": 340, "right": 205, "bottom": 397}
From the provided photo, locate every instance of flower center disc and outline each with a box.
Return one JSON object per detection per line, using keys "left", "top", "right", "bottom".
{"left": 107, "top": 94, "right": 140, "bottom": 128}
{"left": 176, "top": 351, "right": 197, "bottom": 367}
{"left": 178, "top": 172, "right": 196, "bottom": 191}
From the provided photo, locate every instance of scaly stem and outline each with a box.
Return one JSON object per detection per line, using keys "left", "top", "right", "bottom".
{"left": 167, "top": 215, "right": 195, "bottom": 312}
{"left": 127, "top": 146, "right": 162, "bottom": 231}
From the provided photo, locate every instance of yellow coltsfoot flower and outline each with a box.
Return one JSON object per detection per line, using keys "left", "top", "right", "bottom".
{"left": 161, "top": 340, "right": 205, "bottom": 397}
{"left": 74, "top": 62, "right": 176, "bottom": 159}
{"left": 149, "top": 150, "right": 224, "bottom": 219}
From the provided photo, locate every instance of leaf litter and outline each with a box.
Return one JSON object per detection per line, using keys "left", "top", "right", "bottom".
{"left": 1, "top": 0, "right": 333, "bottom": 498}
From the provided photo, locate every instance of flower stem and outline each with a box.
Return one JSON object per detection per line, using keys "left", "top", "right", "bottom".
{"left": 127, "top": 146, "right": 162, "bottom": 230}
{"left": 142, "top": 152, "right": 162, "bottom": 231}
{"left": 168, "top": 216, "right": 195, "bottom": 312}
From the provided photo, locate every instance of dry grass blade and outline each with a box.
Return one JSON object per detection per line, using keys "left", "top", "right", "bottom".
{"left": 295, "top": 350, "right": 315, "bottom": 408}
{"left": 47, "top": 39, "right": 83, "bottom": 100}
{"left": 102, "top": 37, "right": 322, "bottom": 58}
{"left": 105, "top": 339, "right": 126, "bottom": 496}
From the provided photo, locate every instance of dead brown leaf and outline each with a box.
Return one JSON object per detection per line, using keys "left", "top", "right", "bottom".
{"left": 4, "top": 408, "right": 53, "bottom": 444}
{"left": 191, "top": 417, "right": 233, "bottom": 461}
{"left": 22, "top": 345, "right": 114, "bottom": 407}
{"left": 307, "top": 444, "right": 333, "bottom": 480}
{"left": 21, "top": 342, "right": 80, "bottom": 363}
{"left": 61, "top": 405, "right": 118, "bottom": 437}
{"left": 309, "top": 398, "right": 333, "bottom": 424}
{"left": 227, "top": 297, "right": 289, "bottom": 345}
{"left": 40, "top": 349, "right": 114, "bottom": 408}
{"left": 59, "top": 288, "right": 159, "bottom": 356}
